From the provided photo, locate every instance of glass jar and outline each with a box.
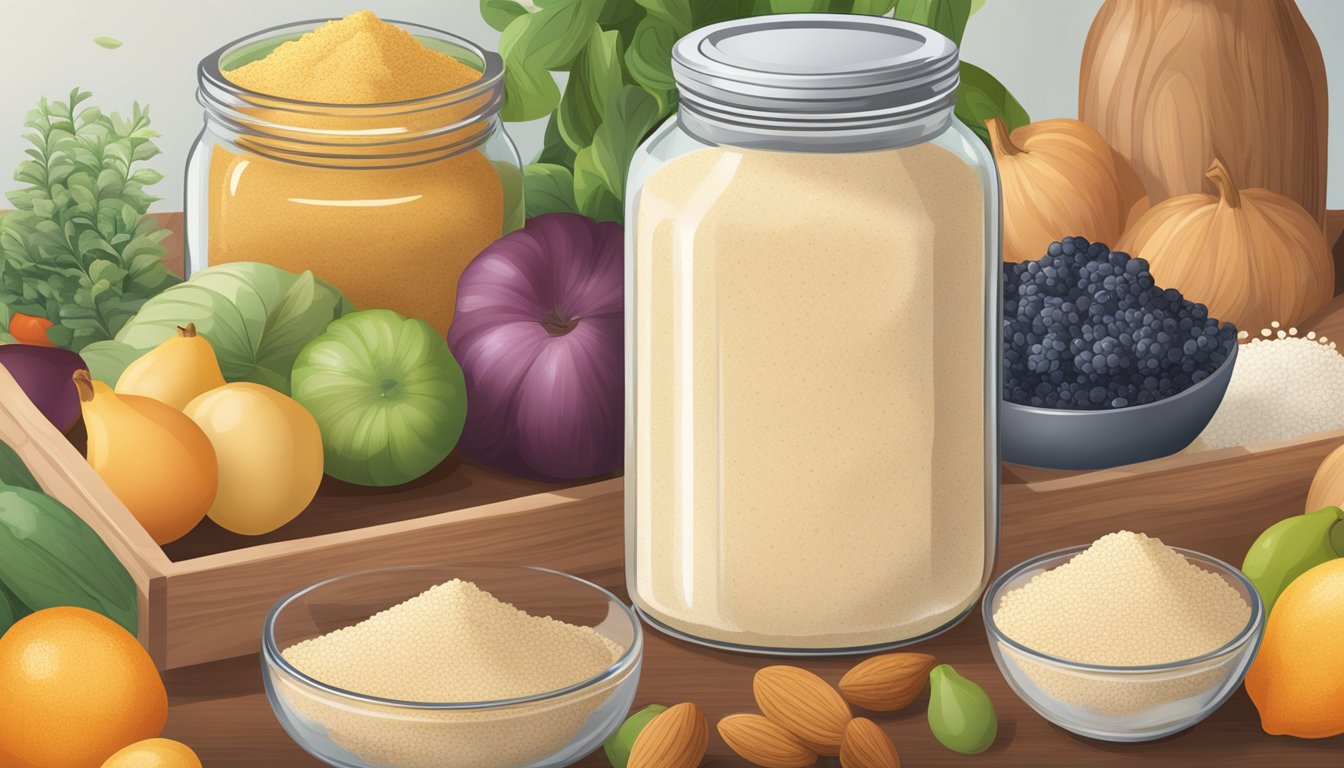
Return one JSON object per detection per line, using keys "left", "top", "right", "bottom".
{"left": 625, "top": 15, "right": 1001, "bottom": 654}
{"left": 186, "top": 20, "right": 523, "bottom": 336}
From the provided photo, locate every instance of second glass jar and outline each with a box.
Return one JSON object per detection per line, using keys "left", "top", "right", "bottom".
{"left": 186, "top": 20, "right": 523, "bottom": 336}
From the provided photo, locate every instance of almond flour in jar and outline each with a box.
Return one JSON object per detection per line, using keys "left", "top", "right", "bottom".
{"left": 630, "top": 141, "right": 991, "bottom": 650}
{"left": 625, "top": 15, "right": 999, "bottom": 653}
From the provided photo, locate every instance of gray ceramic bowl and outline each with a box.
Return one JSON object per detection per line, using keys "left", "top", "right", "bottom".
{"left": 1001, "top": 343, "right": 1237, "bottom": 470}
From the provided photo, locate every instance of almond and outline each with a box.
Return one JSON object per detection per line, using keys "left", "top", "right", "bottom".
{"left": 753, "top": 665, "right": 852, "bottom": 755}
{"left": 718, "top": 713, "right": 818, "bottom": 768}
{"left": 839, "top": 653, "right": 937, "bottom": 712}
{"left": 628, "top": 702, "right": 708, "bottom": 768}
{"left": 840, "top": 717, "right": 901, "bottom": 768}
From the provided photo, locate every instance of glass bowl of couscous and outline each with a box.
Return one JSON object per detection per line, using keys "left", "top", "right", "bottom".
{"left": 262, "top": 565, "right": 643, "bottom": 768}
{"left": 982, "top": 532, "right": 1265, "bottom": 742}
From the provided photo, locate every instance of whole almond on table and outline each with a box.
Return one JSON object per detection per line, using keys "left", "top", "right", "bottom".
{"left": 840, "top": 653, "right": 938, "bottom": 712}
{"left": 840, "top": 718, "right": 901, "bottom": 768}
{"left": 718, "top": 713, "right": 818, "bottom": 768}
{"left": 628, "top": 702, "right": 709, "bottom": 768}
{"left": 753, "top": 665, "right": 853, "bottom": 755}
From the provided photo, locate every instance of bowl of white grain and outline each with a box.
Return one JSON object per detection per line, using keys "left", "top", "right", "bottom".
{"left": 982, "top": 531, "right": 1264, "bottom": 742}
{"left": 262, "top": 565, "right": 642, "bottom": 768}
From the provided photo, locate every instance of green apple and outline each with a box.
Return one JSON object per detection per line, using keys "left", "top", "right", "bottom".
{"left": 291, "top": 309, "right": 466, "bottom": 486}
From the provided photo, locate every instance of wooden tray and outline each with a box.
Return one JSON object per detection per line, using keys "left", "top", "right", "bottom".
{"left": 0, "top": 364, "right": 622, "bottom": 669}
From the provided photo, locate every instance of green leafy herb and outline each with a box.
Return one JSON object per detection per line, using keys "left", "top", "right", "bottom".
{"left": 955, "top": 61, "right": 1031, "bottom": 147}
{"left": 480, "top": 0, "right": 530, "bottom": 32}
{"left": 497, "top": 0, "right": 606, "bottom": 122}
{"left": 574, "top": 86, "right": 663, "bottom": 222}
{"left": 894, "top": 0, "right": 972, "bottom": 44}
{"left": 0, "top": 89, "right": 178, "bottom": 352}
{"left": 524, "top": 163, "right": 579, "bottom": 218}
{"left": 92, "top": 37, "right": 123, "bottom": 50}
{"left": 493, "top": 0, "right": 1025, "bottom": 222}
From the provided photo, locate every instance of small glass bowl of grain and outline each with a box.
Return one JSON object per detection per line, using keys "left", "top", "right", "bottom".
{"left": 262, "top": 565, "right": 642, "bottom": 768}
{"left": 982, "top": 544, "right": 1265, "bottom": 742}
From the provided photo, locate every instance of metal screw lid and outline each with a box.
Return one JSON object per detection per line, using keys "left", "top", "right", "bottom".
{"left": 671, "top": 14, "right": 960, "bottom": 150}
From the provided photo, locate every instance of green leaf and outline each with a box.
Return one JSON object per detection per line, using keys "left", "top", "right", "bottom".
{"left": 481, "top": 0, "right": 530, "bottom": 32}
{"left": 557, "top": 27, "right": 625, "bottom": 153}
{"left": 893, "top": 0, "right": 972, "bottom": 45}
{"left": 92, "top": 37, "right": 123, "bottom": 50}
{"left": 955, "top": 60, "right": 1030, "bottom": 148}
{"left": 524, "top": 163, "right": 579, "bottom": 218}
{"left": 851, "top": 0, "right": 897, "bottom": 13}
{"left": 769, "top": 0, "right": 830, "bottom": 10}
{"left": 498, "top": 0, "right": 606, "bottom": 121}
{"left": 574, "top": 85, "right": 663, "bottom": 223}
{"left": 538, "top": 114, "right": 578, "bottom": 166}
{"left": 626, "top": 16, "right": 679, "bottom": 109}
{"left": 637, "top": 0, "right": 694, "bottom": 33}
{"left": 79, "top": 339, "right": 142, "bottom": 386}
{"left": 0, "top": 440, "right": 41, "bottom": 493}
{"left": 573, "top": 151, "right": 624, "bottom": 223}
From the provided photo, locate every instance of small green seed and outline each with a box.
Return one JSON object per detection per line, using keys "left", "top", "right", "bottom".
{"left": 93, "top": 37, "right": 123, "bottom": 49}
{"left": 928, "top": 663, "right": 997, "bottom": 755}
{"left": 604, "top": 704, "right": 667, "bottom": 768}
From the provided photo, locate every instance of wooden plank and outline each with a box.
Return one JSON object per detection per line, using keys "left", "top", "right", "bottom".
{"left": 157, "top": 479, "right": 623, "bottom": 669}
{"left": 158, "top": 457, "right": 567, "bottom": 562}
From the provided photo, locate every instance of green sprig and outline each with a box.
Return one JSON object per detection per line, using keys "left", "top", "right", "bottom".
{"left": 0, "top": 89, "right": 179, "bottom": 351}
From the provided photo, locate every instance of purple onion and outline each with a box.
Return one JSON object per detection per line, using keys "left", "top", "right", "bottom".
{"left": 0, "top": 344, "right": 88, "bottom": 433}
{"left": 448, "top": 214, "right": 623, "bottom": 482}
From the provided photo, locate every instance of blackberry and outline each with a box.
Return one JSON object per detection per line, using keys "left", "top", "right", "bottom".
{"left": 1003, "top": 237, "right": 1236, "bottom": 411}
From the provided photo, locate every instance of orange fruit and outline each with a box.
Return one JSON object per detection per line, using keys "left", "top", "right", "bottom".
{"left": 1245, "top": 557, "right": 1344, "bottom": 737}
{"left": 0, "top": 607, "right": 167, "bottom": 767}
{"left": 100, "top": 739, "right": 201, "bottom": 768}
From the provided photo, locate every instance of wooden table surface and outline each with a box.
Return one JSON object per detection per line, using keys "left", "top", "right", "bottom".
{"left": 162, "top": 438, "right": 1344, "bottom": 767}
{"left": 152, "top": 211, "right": 1344, "bottom": 764}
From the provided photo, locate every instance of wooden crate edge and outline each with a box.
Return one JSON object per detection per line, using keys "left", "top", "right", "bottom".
{"left": 157, "top": 480, "right": 625, "bottom": 669}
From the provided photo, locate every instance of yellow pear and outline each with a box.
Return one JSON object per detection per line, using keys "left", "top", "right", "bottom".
{"left": 116, "top": 323, "right": 226, "bottom": 410}
{"left": 75, "top": 370, "right": 217, "bottom": 545}
{"left": 184, "top": 383, "right": 323, "bottom": 536}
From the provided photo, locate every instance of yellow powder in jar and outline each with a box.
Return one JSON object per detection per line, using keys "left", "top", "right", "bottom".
{"left": 211, "top": 11, "right": 505, "bottom": 334}
{"left": 227, "top": 10, "right": 475, "bottom": 104}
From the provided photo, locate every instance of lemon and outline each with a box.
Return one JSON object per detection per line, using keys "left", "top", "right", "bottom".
{"left": 1245, "top": 557, "right": 1344, "bottom": 737}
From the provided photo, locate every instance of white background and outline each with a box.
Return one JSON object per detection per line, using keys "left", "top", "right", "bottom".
{"left": 0, "top": 0, "right": 1341, "bottom": 209}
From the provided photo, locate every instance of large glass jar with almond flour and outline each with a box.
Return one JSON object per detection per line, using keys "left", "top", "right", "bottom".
{"left": 625, "top": 15, "right": 1001, "bottom": 654}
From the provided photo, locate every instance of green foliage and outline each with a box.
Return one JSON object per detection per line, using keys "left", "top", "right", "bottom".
{"left": 524, "top": 163, "right": 579, "bottom": 218}
{"left": 117, "top": 262, "right": 355, "bottom": 395}
{"left": 493, "top": 0, "right": 1024, "bottom": 223}
{"left": 0, "top": 89, "right": 179, "bottom": 352}
{"left": 955, "top": 61, "right": 1031, "bottom": 146}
